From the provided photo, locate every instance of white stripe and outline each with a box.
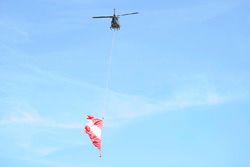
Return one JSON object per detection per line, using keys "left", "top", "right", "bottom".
{"left": 87, "top": 120, "right": 102, "bottom": 139}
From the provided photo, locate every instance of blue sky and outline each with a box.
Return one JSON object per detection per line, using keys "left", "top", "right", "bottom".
{"left": 1, "top": 0, "right": 250, "bottom": 166}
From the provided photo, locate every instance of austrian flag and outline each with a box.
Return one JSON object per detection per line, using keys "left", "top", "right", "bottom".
{"left": 84, "top": 115, "right": 103, "bottom": 150}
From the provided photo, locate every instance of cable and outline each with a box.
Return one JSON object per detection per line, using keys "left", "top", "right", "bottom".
{"left": 103, "top": 31, "right": 116, "bottom": 119}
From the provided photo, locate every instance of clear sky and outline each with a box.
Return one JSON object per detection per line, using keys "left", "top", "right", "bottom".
{"left": 1, "top": 0, "right": 250, "bottom": 166}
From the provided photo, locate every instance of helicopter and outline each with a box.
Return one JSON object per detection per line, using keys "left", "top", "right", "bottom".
{"left": 92, "top": 9, "right": 139, "bottom": 30}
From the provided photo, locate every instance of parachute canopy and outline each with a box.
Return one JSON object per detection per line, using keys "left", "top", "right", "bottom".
{"left": 84, "top": 115, "right": 103, "bottom": 150}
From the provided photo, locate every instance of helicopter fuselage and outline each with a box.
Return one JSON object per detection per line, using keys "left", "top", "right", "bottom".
{"left": 111, "top": 16, "right": 120, "bottom": 30}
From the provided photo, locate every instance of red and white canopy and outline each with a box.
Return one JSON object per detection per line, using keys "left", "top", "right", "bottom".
{"left": 84, "top": 115, "right": 103, "bottom": 150}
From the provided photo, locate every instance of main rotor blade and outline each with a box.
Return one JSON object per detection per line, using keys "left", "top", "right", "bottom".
{"left": 118, "top": 12, "right": 139, "bottom": 16}
{"left": 92, "top": 16, "right": 113, "bottom": 18}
